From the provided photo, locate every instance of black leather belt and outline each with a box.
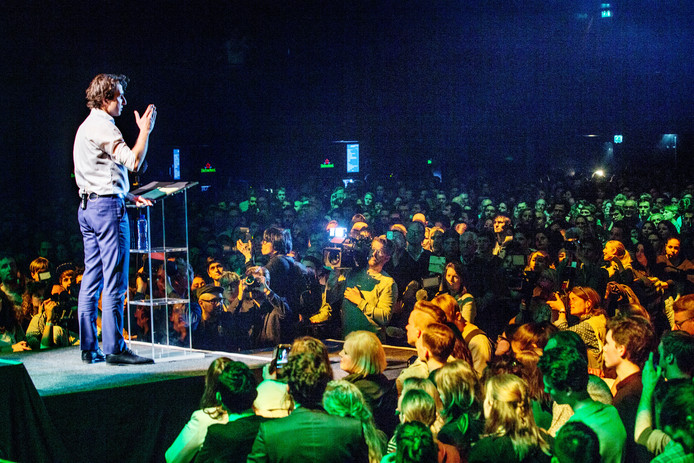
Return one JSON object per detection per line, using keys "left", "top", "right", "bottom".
{"left": 80, "top": 192, "right": 123, "bottom": 209}
{"left": 87, "top": 193, "right": 122, "bottom": 199}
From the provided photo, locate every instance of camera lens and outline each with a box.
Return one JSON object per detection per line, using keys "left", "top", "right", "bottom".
{"left": 326, "top": 250, "right": 341, "bottom": 267}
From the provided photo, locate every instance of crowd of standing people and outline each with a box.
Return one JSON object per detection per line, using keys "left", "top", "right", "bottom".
{"left": 3, "top": 162, "right": 694, "bottom": 461}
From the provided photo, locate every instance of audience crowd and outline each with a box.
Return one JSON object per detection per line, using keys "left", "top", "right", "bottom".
{"left": 2, "top": 166, "right": 694, "bottom": 461}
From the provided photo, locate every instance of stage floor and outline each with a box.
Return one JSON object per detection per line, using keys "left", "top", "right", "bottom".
{"left": 3, "top": 344, "right": 268, "bottom": 396}
{"left": 1, "top": 340, "right": 416, "bottom": 397}
{"left": 0, "top": 340, "right": 416, "bottom": 463}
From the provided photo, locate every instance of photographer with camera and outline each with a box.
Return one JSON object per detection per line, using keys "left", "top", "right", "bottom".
{"left": 514, "top": 251, "right": 558, "bottom": 325}
{"left": 546, "top": 286, "right": 607, "bottom": 374}
{"left": 555, "top": 237, "right": 608, "bottom": 297}
{"left": 310, "top": 236, "right": 397, "bottom": 340}
{"left": 233, "top": 266, "right": 292, "bottom": 350}
{"left": 36, "top": 263, "right": 82, "bottom": 338}
{"left": 25, "top": 294, "right": 71, "bottom": 350}
{"left": 237, "top": 227, "right": 308, "bottom": 319}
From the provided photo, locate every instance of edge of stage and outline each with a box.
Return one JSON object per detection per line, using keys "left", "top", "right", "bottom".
{"left": 0, "top": 341, "right": 415, "bottom": 463}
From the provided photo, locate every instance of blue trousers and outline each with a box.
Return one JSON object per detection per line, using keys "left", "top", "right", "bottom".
{"left": 77, "top": 196, "right": 129, "bottom": 354}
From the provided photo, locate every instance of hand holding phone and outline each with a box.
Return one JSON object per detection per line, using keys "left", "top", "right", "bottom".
{"left": 272, "top": 344, "right": 292, "bottom": 372}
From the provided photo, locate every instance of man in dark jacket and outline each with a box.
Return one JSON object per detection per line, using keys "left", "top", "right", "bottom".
{"left": 232, "top": 266, "right": 292, "bottom": 350}
{"left": 247, "top": 351, "right": 368, "bottom": 463}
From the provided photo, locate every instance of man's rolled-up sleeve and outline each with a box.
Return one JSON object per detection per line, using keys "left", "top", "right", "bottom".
{"left": 98, "top": 123, "right": 138, "bottom": 171}
{"left": 359, "top": 278, "right": 397, "bottom": 327}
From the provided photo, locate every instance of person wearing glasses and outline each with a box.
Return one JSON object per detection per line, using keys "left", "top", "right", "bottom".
{"left": 234, "top": 266, "right": 291, "bottom": 350}
{"left": 310, "top": 236, "right": 396, "bottom": 341}
{"left": 190, "top": 285, "right": 234, "bottom": 352}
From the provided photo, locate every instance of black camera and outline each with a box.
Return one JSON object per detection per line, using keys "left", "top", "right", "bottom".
{"left": 564, "top": 239, "right": 580, "bottom": 252}
{"left": 508, "top": 269, "right": 540, "bottom": 294}
{"left": 323, "top": 247, "right": 356, "bottom": 269}
{"left": 47, "top": 290, "right": 78, "bottom": 322}
{"left": 244, "top": 275, "right": 262, "bottom": 289}
{"left": 323, "top": 236, "right": 370, "bottom": 270}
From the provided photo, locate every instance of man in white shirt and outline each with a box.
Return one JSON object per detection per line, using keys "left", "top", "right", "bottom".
{"left": 74, "top": 73, "right": 156, "bottom": 365}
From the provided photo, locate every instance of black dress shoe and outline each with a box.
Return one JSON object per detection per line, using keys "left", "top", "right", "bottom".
{"left": 106, "top": 348, "right": 154, "bottom": 365}
{"left": 82, "top": 348, "right": 106, "bottom": 364}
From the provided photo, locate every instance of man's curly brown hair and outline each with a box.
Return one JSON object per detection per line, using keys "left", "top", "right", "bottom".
{"left": 85, "top": 74, "right": 129, "bottom": 109}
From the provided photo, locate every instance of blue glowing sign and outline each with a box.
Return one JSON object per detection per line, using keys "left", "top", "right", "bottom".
{"left": 173, "top": 148, "right": 180, "bottom": 180}
{"left": 346, "top": 144, "right": 359, "bottom": 173}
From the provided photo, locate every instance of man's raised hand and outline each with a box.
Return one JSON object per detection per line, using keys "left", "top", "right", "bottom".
{"left": 135, "top": 104, "right": 157, "bottom": 133}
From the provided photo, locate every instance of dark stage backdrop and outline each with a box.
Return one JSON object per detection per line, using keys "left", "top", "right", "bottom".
{"left": 1, "top": 1, "right": 692, "bottom": 209}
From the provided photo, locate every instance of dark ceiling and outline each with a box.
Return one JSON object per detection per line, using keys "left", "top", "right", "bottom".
{"left": 1, "top": 1, "right": 692, "bottom": 203}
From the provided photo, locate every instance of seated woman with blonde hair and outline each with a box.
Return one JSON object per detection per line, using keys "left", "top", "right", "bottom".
{"left": 340, "top": 330, "right": 399, "bottom": 435}
{"left": 469, "top": 374, "right": 551, "bottom": 463}
{"left": 433, "top": 360, "right": 484, "bottom": 459}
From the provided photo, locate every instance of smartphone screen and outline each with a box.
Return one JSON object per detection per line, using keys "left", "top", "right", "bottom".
{"left": 274, "top": 344, "right": 291, "bottom": 369}
{"left": 428, "top": 255, "right": 446, "bottom": 274}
